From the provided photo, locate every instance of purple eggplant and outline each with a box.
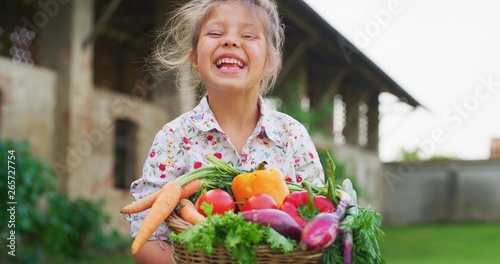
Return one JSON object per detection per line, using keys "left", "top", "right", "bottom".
{"left": 240, "top": 208, "right": 303, "bottom": 240}
{"left": 299, "top": 190, "right": 350, "bottom": 251}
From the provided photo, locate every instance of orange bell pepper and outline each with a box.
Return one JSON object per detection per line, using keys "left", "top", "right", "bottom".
{"left": 231, "top": 165, "right": 290, "bottom": 210}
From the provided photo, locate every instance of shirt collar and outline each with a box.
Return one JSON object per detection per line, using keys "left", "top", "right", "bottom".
{"left": 189, "top": 96, "right": 220, "bottom": 132}
{"left": 255, "top": 97, "right": 283, "bottom": 146}
{"left": 189, "top": 95, "right": 284, "bottom": 146}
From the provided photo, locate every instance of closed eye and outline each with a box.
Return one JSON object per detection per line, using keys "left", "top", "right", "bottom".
{"left": 242, "top": 33, "right": 257, "bottom": 39}
{"left": 207, "top": 31, "right": 223, "bottom": 36}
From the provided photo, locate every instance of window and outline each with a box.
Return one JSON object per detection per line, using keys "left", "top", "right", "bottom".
{"left": 358, "top": 102, "right": 369, "bottom": 147}
{"left": 333, "top": 94, "right": 346, "bottom": 146}
{"left": 113, "top": 119, "right": 137, "bottom": 190}
{"left": 0, "top": 1, "right": 38, "bottom": 66}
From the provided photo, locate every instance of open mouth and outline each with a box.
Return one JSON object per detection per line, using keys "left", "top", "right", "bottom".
{"left": 215, "top": 58, "right": 245, "bottom": 69}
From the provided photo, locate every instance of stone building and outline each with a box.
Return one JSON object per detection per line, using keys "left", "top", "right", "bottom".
{"left": 0, "top": 0, "right": 419, "bottom": 235}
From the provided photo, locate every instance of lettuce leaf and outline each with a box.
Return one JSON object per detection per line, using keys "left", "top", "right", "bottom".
{"left": 169, "top": 210, "right": 297, "bottom": 264}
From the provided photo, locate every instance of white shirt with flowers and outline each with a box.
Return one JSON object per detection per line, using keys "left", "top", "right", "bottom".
{"left": 126, "top": 95, "right": 323, "bottom": 241}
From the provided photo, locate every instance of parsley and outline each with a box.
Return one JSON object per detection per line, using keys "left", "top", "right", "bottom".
{"left": 322, "top": 206, "right": 386, "bottom": 264}
{"left": 322, "top": 239, "right": 344, "bottom": 264}
{"left": 348, "top": 207, "right": 386, "bottom": 264}
{"left": 169, "top": 210, "right": 297, "bottom": 264}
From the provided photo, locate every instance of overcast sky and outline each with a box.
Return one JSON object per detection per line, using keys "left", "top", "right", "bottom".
{"left": 304, "top": 0, "right": 500, "bottom": 161}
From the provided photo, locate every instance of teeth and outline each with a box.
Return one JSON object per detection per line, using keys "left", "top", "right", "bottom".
{"left": 216, "top": 58, "right": 244, "bottom": 67}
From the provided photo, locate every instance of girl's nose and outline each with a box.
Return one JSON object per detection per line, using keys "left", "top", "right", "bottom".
{"left": 224, "top": 42, "right": 237, "bottom": 47}
{"left": 223, "top": 36, "right": 239, "bottom": 48}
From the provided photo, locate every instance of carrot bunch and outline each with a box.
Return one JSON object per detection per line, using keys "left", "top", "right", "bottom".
{"left": 119, "top": 179, "right": 203, "bottom": 215}
{"left": 120, "top": 154, "right": 241, "bottom": 255}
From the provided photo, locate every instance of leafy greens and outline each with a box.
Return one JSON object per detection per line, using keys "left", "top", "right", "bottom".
{"left": 322, "top": 206, "right": 386, "bottom": 264}
{"left": 169, "top": 206, "right": 296, "bottom": 264}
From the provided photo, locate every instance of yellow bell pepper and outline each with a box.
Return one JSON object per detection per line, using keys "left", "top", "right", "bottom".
{"left": 231, "top": 167, "right": 290, "bottom": 210}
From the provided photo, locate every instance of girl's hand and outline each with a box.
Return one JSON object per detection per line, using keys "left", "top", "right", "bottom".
{"left": 133, "top": 240, "right": 174, "bottom": 264}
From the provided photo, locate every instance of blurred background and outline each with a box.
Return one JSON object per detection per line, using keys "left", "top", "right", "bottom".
{"left": 0, "top": 0, "right": 499, "bottom": 263}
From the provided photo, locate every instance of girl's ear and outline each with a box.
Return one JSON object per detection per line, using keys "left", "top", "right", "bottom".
{"left": 189, "top": 49, "right": 198, "bottom": 71}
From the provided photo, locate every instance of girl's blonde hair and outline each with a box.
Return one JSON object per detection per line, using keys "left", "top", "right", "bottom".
{"left": 151, "top": 0, "right": 284, "bottom": 95}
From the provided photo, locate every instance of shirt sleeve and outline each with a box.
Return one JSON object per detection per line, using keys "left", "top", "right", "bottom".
{"left": 125, "top": 124, "right": 188, "bottom": 241}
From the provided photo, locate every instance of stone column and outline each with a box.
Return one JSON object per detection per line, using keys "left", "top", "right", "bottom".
{"left": 37, "top": 0, "right": 95, "bottom": 195}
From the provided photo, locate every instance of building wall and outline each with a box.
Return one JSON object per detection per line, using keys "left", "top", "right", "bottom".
{"left": 0, "top": 57, "right": 174, "bottom": 236}
{"left": 0, "top": 0, "right": 177, "bottom": 236}
{"left": 0, "top": 56, "right": 56, "bottom": 161}
{"left": 381, "top": 160, "right": 500, "bottom": 224}
{"left": 81, "top": 89, "right": 170, "bottom": 235}
{"left": 334, "top": 144, "right": 383, "bottom": 209}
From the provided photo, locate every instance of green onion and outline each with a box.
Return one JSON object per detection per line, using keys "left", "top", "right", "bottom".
{"left": 175, "top": 154, "right": 240, "bottom": 186}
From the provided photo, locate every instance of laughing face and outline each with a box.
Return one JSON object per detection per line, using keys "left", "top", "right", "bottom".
{"left": 190, "top": 2, "right": 269, "bottom": 94}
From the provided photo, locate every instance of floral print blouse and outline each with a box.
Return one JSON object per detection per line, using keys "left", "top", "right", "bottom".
{"left": 126, "top": 95, "right": 323, "bottom": 241}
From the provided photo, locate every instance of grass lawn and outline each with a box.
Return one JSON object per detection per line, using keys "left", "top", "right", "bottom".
{"left": 49, "top": 253, "right": 134, "bottom": 264}
{"left": 67, "top": 255, "right": 135, "bottom": 264}
{"left": 380, "top": 222, "right": 500, "bottom": 264}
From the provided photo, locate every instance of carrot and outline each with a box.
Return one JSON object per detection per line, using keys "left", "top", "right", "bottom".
{"left": 180, "top": 178, "right": 203, "bottom": 199}
{"left": 131, "top": 181, "right": 182, "bottom": 255}
{"left": 129, "top": 154, "right": 240, "bottom": 255}
{"left": 179, "top": 198, "right": 206, "bottom": 225}
{"left": 120, "top": 192, "right": 159, "bottom": 214}
{"left": 120, "top": 179, "right": 203, "bottom": 214}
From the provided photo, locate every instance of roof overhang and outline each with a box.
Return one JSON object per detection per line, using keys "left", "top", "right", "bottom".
{"left": 278, "top": 0, "right": 422, "bottom": 108}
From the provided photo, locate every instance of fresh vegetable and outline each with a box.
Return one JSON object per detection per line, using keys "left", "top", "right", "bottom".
{"left": 341, "top": 207, "right": 385, "bottom": 263}
{"left": 299, "top": 213, "right": 339, "bottom": 251}
{"left": 325, "top": 151, "right": 338, "bottom": 205}
{"left": 196, "top": 189, "right": 235, "bottom": 216}
{"left": 339, "top": 178, "right": 385, "bottom": 263}
{"left": 340, "top": 179, "right": 357, "bottom": 264}
{"left": 321, "top": 205, "right": 386, "bottom": 264}
{"left": 299, "top": 190, "right": 350, "bottom": 251}
{"left": 120, "top": 190, "right": 159, "bottom": 215}
{"left": 232, "top": 163, "right": 289, "bottom": 209}
{"left": 128, "top": 154, "right": 240, "bottom": 255}
{"left": 241, "top": 193, "right": 278, "bottom": 211}
{"left": 179, "top": 198, "right": 205, "bottom": 225}
{"left": 240, "top": 208, "right": 303, "bottom": 241}
{"left": 319, "top": 154, "right": 385, "bottom": 263}
{"left": 342, "top": 229, "right": 353, "bottom": 264}
{"left": 169, "top": 205, "right": 296, "bottom": 264}
{"left": 180, "top": 178, "right": 204, "bottom": 199}
{"left": 286, "top": 181, "right": 327, "bottom": 195}
{"left": 131, "top": 181, "right": 182, "bottom": 255}
{"left": 280, "top": 181, "right": 335, "bottom": 228}
{"left": 120, "top": 178, "right": 203, "bottom": 214}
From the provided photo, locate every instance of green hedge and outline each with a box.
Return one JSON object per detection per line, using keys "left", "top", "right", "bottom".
{"left": 0, "top": 139, "right": 128, "bottom": 264}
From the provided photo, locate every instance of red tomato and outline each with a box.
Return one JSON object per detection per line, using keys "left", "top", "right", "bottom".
{"left": 196, "top": 189, "right": 235, "bottom": 216}
{"left": 241, "top": 193, "right": 278, "bottom": 211}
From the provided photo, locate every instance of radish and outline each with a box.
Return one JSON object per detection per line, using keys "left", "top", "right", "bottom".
{"left": 341, "top": 179, "right": 358, "bottom": 264}
{"left": 342, "top": 228, "right": 353, "bottom": 264}
{"left": 299, "top": 190, "right": 350, "bottom": 251}
{"left": 240, "top": 208, "right": 303, "bottom": 240}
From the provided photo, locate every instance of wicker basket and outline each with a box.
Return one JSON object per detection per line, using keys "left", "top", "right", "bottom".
{"left": 166, "top": 213, "right": 324, "bottom": 264}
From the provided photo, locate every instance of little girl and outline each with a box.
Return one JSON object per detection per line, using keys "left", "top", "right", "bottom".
{"left": 127, "top": 0, "right": 323, "bottom": 263}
